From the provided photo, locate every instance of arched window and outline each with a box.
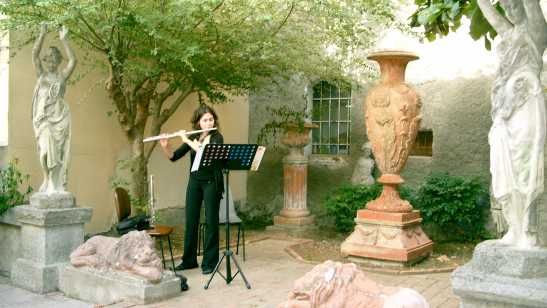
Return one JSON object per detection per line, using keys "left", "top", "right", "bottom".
{"left": 311, "top": 81, "right": 351, "bottom": 154}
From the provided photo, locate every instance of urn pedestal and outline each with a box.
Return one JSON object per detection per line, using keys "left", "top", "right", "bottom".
{"left": 341, "top": 51, "right": 433, "bottom": 266}
{"left": 273, "top": 123, "right": 317, "bottom": 228}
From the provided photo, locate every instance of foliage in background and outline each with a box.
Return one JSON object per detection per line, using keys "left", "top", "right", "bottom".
{"left": 410, "top": 0, "right": 500, "bottom": 50}
{"left": 256, "top": 105, "right": 307, "bottom": 147}
{"left": 0, "top": 159, "right": 33, "bottom": 216}
{"left": 324, "top": 173, "right": 489, "bottom": 241}
{"left": 415, "top": 173, "right": 489, "bottom": 241}
{"left": 1, "top": 0, "right": 396, "bottom": 201}
{"left": 324, "top": 183, "right": 415, "bottom": 233}
{"left": 237, "top": 199, "right": 279, "bottom": 230}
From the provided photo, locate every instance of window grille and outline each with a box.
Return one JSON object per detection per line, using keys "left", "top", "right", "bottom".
{"left": 311, "top": 81, "right": 351, "bottom": 155}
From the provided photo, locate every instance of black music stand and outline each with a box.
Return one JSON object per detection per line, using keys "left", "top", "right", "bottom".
{"left": 200, "top": 144, "right": 259, "bottom": 290}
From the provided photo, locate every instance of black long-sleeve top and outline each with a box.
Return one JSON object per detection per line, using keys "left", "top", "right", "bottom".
{"left": 170, "top": 131, "right": 225, "bottom": 195}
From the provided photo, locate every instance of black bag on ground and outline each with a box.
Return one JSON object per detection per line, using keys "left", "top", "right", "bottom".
{"left": 116, "top": 214, "right": 150, "bottom": 235}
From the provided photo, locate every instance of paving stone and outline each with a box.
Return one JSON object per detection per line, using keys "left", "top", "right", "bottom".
{"left": 1, "top": 237, "right": 460, "bottom": 308}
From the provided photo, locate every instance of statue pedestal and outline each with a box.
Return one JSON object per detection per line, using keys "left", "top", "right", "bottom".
{"left": 341, "top": 210, "right": 433, "bottom": 266}
{"left": 452, "top": 240, "right": 547, "bottom": 307}
{"left": 273, "top": 156, "right": 314, "bottom": 228}
{"left": 60, "top": 266, "right": 181, "bottom": 305}
{"left": 11, "top": 195, "right": 92, "bottom": 293}
{"left": 29, "top": 192, "right": 76, "bottom": 209}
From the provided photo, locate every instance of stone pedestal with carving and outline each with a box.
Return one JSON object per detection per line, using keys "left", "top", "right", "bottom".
{"left": 273, "top": 123, "right": 316, "bottom": 228}
{"left": 60, "top": 265, "right": 181, "bottom": 305}
{"left": 452, "top": 240, "right": 547, "bottom": 307}
{"left": 11, "top": 194, "right": 92, "bottom": 293}
{"left": 341, "top": 50, "right": 432, "bottom": 266}
{"left": 341, "top": 209, "right": 432, "bottom": 266}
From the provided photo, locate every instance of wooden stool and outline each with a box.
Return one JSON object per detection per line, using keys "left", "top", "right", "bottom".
{"left": 146, "top": 225, "right": 175, "bottom": 270}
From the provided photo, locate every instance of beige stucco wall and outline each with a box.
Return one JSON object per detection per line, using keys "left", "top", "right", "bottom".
{"left": 6, "top": 34, "right": 249, "bottom": 234}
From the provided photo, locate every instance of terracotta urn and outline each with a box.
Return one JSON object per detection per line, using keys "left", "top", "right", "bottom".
{"left": 365, "top": 51, "right": 421, "bottom": 213}
{"left": 281, "top": 122, "right": 318, "bottom": 159}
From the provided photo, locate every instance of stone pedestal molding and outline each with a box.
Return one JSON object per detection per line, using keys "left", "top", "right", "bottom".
{"left": 10, "top": 195, "right": 92, "bottom": 293}
{"left": 341, "top": 210, "right": 433, "bottom": 266}
{"left": 452, "top": 240, "right": 547, "bottom": 307}
{"left": 29, "top": 192, "right": 76, "bottom": 209}
{"left": 274, "top": 157, "right": 314, "bottom": 226}
{"left": 60, "top": 266, "right": 181, "bottom": 305}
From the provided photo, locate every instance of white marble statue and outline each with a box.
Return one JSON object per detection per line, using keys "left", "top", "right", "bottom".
{"left": 477, "top": 0, "right": 547, "bottom": 248}
{"left": 32, "top": 24, "right": 77, "bottom": 193}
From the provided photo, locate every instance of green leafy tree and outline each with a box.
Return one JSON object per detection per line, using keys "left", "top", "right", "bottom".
{"left": 410, "top": 0, "right": 503, "bottom": 50}
{"left": 1, "top": 0, "right": 395, "bottom": 200}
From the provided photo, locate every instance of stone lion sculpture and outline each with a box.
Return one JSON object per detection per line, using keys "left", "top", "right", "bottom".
{"left": 70, "top": 230, "right": 163, "bottom": 282}
{"left": 278, "top": 261, "right": 429, "bottom": 308}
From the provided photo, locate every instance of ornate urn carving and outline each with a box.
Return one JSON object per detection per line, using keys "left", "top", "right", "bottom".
{"left": 281, "top": 122, "right": 317, "bottom": 159}
{"left": 365, "top": 51, "right": 421, "bottom": 213}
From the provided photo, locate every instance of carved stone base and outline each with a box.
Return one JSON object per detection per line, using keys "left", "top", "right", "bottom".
{"left": 11, "top": 205, "right": 92, "bottom": 293}
{"left": 274, "top": 214, "right": 315, "bottom": 226}
{"left": 341, "top": 210, "right": 433, "bottom": 265}
{"left": 451, "top": 240, "right": 547, "bottom": 307}
{"left": 60, "top": 266, "right": 181, "bottom": 305}
{"left": 30, "top": 192, "right": 76, "bottom": 209}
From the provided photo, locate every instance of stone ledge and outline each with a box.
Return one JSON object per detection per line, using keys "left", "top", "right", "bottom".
{"left": 14, "top": 206, "right": 92, "bottom": 226}
{"left": 452, "top": 265, "right": 547, "bottom": 307}
{"left": 273, "top": 215, "right": 315, "bottom": 226}
{"left": 466, "top": 240, "right": 547, "bottom": 278}
{"left": 29, "top": 192, "right": 76, "bottom": 209}
{"left": 0, "top": 207, "right": 21, "bottom": 226}
{"left": 11, "top": 259, "right": 63, "bottom": 293}
{"left": 451, "top": 240, "right": 547, "bottom": 307}
{"left": 59, "top": 266, "right": 181, "bottom": 305}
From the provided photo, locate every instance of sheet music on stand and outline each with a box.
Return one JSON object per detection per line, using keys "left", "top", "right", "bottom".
{"left": 193, "top": 144, "right": 266, "bottom": 171}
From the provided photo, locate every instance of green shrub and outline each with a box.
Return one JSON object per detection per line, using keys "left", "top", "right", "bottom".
{"left": 324, "top": 183, "right": 416, "bottom": 233}
{"left": 415, "top": 173, "right": 488, "bottom": 241}
{"left": 324, "top": 184, "right": 381, "bottom": 233}
{"left": 237, "top": 200, "right": 278, "bottom": 230}
{"left": 0, "top": 159, "right": 33, "bottom": 215}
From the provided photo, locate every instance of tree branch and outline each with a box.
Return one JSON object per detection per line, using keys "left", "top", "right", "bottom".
{"left": 75, "top": 11, "right": 107, "bottom": 48}
{"left": 271, "top": 2, "right": 295, "bottom": 38}
{"left": 159, "top": 86, "right": 193, "bottom": 126}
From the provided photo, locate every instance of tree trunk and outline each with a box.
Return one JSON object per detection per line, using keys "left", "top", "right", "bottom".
{"left": 127, "top": 132, "right": 148, "bottom": 214}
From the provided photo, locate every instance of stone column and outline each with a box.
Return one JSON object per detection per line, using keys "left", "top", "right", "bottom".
{"left": 273, "top": 123, "right": 316, "bottom": 227}
{"left": 11, "top": 193, "right": 92, "bottom": 293}
{"left": 274, "top": 155, "right": 314, "bottom": 225}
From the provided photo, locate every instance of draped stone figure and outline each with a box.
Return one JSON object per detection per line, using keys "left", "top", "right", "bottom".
{"left": 477, "top": 0, "right": 547, "bottom": 248}
{"left": 32, "top": 24, "right": 77, "bottom": 193}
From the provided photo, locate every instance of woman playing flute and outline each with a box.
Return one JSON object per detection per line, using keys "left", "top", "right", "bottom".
{"left": 159, "top": 104, "right": 224, "bottom": 274}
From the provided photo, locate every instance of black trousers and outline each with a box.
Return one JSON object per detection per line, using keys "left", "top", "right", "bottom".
{"left": 182, "top": 176, "right": 221, "bottom": 270}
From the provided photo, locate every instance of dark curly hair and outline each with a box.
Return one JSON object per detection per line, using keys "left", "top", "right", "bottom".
{"left": 191, "top": 104, "right": 219, "bottom": 131}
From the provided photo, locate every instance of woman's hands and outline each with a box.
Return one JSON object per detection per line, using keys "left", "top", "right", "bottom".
{"left": 159, "top": 134, "right": 170, "bottom": 148}
{"left": 177, "top": 130, "right": 201, "bottom": 152}
{"left": 176, "top": 130, "right": 190, "bottom": 144}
